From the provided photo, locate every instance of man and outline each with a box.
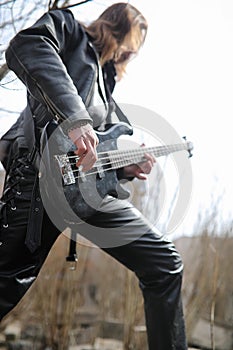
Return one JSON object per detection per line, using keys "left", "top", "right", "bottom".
{"left": 0, "top": 3, "right": 187, "bottom": 349}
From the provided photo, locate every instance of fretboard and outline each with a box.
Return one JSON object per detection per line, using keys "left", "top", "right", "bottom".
{"left": 104, "top": 143, "right": 190, "bottom": 170}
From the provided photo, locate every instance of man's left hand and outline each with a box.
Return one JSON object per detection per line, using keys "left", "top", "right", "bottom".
{"left": 123, "top": 151, "right": 156, "bottom": 180}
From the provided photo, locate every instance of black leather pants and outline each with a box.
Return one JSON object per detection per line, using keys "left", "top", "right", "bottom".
{"left": 0, "top": 147, "right": 187, "bottom": 349}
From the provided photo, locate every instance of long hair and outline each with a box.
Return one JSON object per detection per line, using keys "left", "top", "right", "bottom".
{"left": 84, "top": 2, "right": 148, "bottom": 78}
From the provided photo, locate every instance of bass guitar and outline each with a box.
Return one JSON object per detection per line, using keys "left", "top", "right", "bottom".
{"left": 40, "top": 122, "right": 193, "bottom": 221}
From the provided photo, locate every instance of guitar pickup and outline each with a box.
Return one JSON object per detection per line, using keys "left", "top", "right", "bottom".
{"left": 54, "top": 154, "right": 76, "bottom": 185}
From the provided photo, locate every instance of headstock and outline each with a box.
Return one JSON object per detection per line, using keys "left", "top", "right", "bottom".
{"left": 183, "top": 136, "right": 194, "bottom": 158}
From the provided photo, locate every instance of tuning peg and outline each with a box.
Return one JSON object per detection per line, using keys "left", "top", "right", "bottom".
{"left": 188, "top": 149, "right": 193, "bottom": 158}
{"left": 183, "top": 136, "right": 193, "bottom": 158}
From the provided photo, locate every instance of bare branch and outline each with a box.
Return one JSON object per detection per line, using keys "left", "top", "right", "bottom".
{"left": 49, "top": 0, "right": 60, "bottom": 10}
{"left": 0, "top": 107, "right": 20, "bottom": 114}
{"left": 0, "top": 0, "right": 15, "bottom": 6}
{"left": 61, "top": 0, "right": 93, "bottom": 10}
{"left": 0, "top": 63, "right": 9, "bottom": 81}
{"left": 49, "top": 0, "right": 93, "bottom": 11}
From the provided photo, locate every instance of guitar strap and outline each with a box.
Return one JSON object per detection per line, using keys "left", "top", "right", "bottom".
{"left": 109, "top": 95, "right": 133, "bottom": 127}
{"left": 102, "top": 62, "right": 133, "bottom": 128}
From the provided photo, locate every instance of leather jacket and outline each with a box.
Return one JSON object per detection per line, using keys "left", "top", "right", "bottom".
{"left": 5, "top": 8, "right": 116, "bottom": 136}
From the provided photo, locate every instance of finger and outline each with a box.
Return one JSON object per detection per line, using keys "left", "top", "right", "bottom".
{"left": 81, "top": 155, "right": 97, "bottom": 172}
{"left": 137, "top": 159, "right": 154, "bottom": 175}
{"left": 78, "top": 139, "right": 97, "bottom": 172}
{"left": 85, "top": 129, "right": 99, "bottom": 146}
{"left": 141, "top": 154, "right": 156, "bottom": 172}
{"left": 74, "top": 136, "right": 86, "bottom": 158}
{"left": 90, "top": 131, "right": 99, "bottom": 147}
{"left": 68, "top": 123, "right": 94, "bottom": 143}
{"left": 144, "top": 153, "right": 156, "bottom": 164}
{"left": 135, "top": 168, "right": 148, "bottom": 180}
{"left": 139, "top": 164, "right": 151, "bottom": 175}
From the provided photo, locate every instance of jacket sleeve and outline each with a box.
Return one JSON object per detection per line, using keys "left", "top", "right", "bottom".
{"left": 5, "top": 9, "right": 93, "bottom": 131}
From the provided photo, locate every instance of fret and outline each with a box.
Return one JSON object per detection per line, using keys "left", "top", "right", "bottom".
{"left": 106, "top": 142, "right": 190, "bottom": 170}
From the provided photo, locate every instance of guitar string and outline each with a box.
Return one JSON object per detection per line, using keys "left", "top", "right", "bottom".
{"left": 68, "top": 145, "right": 187, "bottom": 169}
{"left": 70, "top": 145, "right": 185, "bottom": 174}
{"left": 72, "top": 155, "right": 147, "bottom": 174}
{"left": 66, "top": 145, "right": 188, "bottom": 180}
{"left": 66, "top": 143, "right": 188, "bottom": 160}
{"left": 72, "top": 159, "right": 140, "bottom": 180}
{"left": 71, "top": 144, "right": 187, "bottom": 180}
{"left": 66, "top": 145, "right": 187, "bottom": 173}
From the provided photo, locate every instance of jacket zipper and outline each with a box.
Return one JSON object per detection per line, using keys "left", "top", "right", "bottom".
{"left": 43, "top": 92, "right": 64, "bottom": 122}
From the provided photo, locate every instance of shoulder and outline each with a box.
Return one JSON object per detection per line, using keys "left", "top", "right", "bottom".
{"left": 36, "top": 8, "right": 78, "bottom": 31}
{"left": 46, "top": 8, "right": 75, "bottom": 20}
{"left": 34, "top": 8, "right": 83, "bottom": 40}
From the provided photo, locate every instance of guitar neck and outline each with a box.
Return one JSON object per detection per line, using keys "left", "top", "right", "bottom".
{"left": 105, "top": 143, "right": 190, "bottom": 170}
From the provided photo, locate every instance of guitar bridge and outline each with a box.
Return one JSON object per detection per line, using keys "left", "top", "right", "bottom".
{"left": 54, "top": 154, "right": 76, "bottom": 185}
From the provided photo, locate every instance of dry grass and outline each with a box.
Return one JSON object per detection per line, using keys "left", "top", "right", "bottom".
{"left": 1, "top": 170, "right": 233, "bottom": 349}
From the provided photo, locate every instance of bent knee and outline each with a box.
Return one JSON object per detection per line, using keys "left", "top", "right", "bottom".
{"left": 135, "top": 238, "right": 184, "bottom": 291}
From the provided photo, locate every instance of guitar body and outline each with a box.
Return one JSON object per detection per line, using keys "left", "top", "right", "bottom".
{"left": 40, "top": 121, "right": 133, "bottom": 221}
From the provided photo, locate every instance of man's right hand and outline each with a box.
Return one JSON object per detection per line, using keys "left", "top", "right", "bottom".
{"left": 68, "top": 123, "right": 99, "bottom": 172}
